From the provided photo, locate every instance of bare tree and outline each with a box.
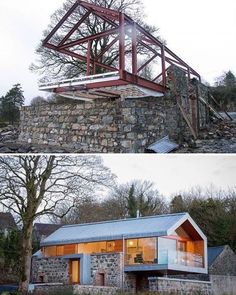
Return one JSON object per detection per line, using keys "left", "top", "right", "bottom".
{"left": 0, "top": 155, "right": 115, "bottom": 294}
{"left": 30, "top": 0, "right": 161, "bottom": 82}
{"left": 106, "top": 180, "right": 168, "bottom": 218}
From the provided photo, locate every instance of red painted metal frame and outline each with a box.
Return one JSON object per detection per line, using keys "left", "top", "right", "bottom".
{"left": 42, "top": 0, "right": 201, "bottom": 94}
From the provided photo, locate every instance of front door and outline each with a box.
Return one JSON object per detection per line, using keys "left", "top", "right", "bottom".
{"left": 70, "top": 259, "right": 80, "bottom": 284}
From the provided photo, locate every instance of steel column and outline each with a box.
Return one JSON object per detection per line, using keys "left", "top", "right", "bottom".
{"left": 119, "top": 13, "right": 125, "bottom": 79}
{"left": 161, "top": 45, "right": 166, "bottom": 87}
{"left": 132, "top": 23, "right": 137, "bottom": 75}
{"left": 87, "top": 40, "right": 91, "bottom": 76}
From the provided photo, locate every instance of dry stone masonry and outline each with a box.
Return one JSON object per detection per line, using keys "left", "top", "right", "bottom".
{"left": 19, "top": 97, "right": 190, "bottom": 153}
{"left": 148, "top": 277, "right": 212, "bottom": 295}
{"left": 18, "top": 65, "right": 213, "bottom": 153}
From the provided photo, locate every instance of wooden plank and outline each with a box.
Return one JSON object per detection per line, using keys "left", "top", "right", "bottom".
{"left": 199, "top": 96, "right": 224, "bottom": 120}
{"left": 177, "top": 100, "right": 197, "bottom": 139}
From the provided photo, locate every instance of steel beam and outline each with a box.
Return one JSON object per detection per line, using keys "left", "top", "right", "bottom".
{"left": 43, "top": 1, "right": 79, "bottom": 45}
{"left": 44, "top": 43, "right": 118, "bottom": 72}
{"left": 80, "top": 1, "right": 120, "bottom": 20}
{"left": 59, "top": 27, "right": 119, "bottom": 49}
{"left": 58, "top": 10, "right": 92, "bottom": 46}
{"left": 96, "top": 37, "right": 119, "bottom": 61}
{"left": 138, "top": 53, "right": 158, "bottom": 73}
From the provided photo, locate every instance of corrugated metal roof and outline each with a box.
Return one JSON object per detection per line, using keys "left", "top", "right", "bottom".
{"left": 147, "top": 136, "right": 179, "bottom": 153}
{"left": 208, "top": 246, "right": 225, "bottom": 266}
{"left": 41, "top": 213, "right": 187, "bottom": 246}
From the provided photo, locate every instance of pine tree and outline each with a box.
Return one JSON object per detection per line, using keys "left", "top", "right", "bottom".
{"left": 126, "top": 184, "right": 137, "bottom": 218}
{"left": 1, "top": 84, "right": 24, "bottom": 124}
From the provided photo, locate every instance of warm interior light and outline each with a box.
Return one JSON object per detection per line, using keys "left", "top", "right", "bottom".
{"left": 128, "top": 241, "right": 134, "bottom": 246}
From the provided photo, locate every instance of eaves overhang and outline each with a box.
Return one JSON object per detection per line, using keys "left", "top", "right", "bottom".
{"left": 40, "top": 230, "right": 168, "bottom": 247}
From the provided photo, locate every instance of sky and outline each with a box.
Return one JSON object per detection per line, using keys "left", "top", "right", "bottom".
{"left": 0, "top": 0, "right": 236, "bottom": 104}
{"left": 101, "top": 154, "right": 236, "bottom": 199}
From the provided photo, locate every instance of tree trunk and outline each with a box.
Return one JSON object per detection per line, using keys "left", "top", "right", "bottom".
{"left": 19, "top": 223, "right": 33, "bottom": 295}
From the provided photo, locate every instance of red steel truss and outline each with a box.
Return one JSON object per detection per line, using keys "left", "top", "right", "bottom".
{"left": 42, "top": 0, "right": 201, "bottom": 94}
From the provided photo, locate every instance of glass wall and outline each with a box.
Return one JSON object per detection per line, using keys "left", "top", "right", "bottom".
{"left": 124, "top": 236, "right": 204, "bottom": 268}
{"left": 158, "top": 237, "right": 204, "bottom": 267}
{"left": 158, "top": 237, "right": 177, "bottom": 264}
{"left": 125, "top": 238, "right": 157, "bottom": 265}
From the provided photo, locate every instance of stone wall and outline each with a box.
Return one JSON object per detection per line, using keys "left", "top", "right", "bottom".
{"left": 209, "top": 246, "right": 236, "bottom": 276}
{"left": 31, "top": 283, "right": 72, "bottom": 295}
{"left": 210, "top": 275, "right": 236, "bottom": 295}
{"left": 90, "top": 253, "right": 123, "bottom": 288}
{"left": 124, "top": 273, "right": 136, "bottom": 293}
{"left": 148, "top": 277, "right": 212, "bottom": 294}
{"left": 19, "top": 96, "right": 190, "bottom": 153}
{"left": 31, "top": 257, "right": 69, "bottom": 284}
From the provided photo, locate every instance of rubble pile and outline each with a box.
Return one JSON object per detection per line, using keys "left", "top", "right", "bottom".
{"left": 0, "top": 125, "right": 19, "bottom": 142}
{"left": 178, "top": 119, "right": 236, "bottom": 153}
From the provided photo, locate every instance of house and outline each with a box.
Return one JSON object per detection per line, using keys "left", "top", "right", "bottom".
{"left": 31, "top": 213, "right": 210, "bottom": 293}
{"left": 208, "top": 245, "right": 236, "bottom": 276}
{"left": 208, "top": 245, "right": 236, "bottom": 295}
{"left": 0, "top": 212, "right": 17, "bottom": 235}
{"left": 33, "top": 223, "right": 61, "bottom": 243}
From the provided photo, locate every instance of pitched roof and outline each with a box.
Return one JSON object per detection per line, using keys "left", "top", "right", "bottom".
{"left": 208, "top": 246, "right": 226, "bottom": 266}
{"left": 0, "top": 212, "right": 16, "bottom": 231}
{"left": 41, "top": 212, "right": 205, "bottom": 246}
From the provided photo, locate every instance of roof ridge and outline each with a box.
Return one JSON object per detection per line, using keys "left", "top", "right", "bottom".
{"left": 61, "top": 212, "right": 188, "bottom": 229}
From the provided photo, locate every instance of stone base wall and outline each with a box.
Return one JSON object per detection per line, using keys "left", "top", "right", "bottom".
{"left": 19, "top": 97, "right": 190, "bottom": 153}
{"left": 31, "top": 257, "right": 69, "bottom": 284}
{"left": 31, "top": 283, "right": 72, "bottom": 294}
{"left": 124, "top": 273, "right": 136, "bottom": 293}
{"left": 31, "top": 284, "right": 119, "bottom": 295}
{"left": 148, "top": 277, "right": 212, "bottom": 294}
{"left": 210, "top": 275, "right": 236, "bottom": 295}
{"left": 91, "top": 253, "right": 123, "bottom": 288}
{"left": 73, "top": 285, "right": 119, "bottom": 295}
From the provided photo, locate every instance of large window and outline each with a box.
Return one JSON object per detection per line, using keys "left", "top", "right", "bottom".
{"left": 77, "top": 240, "right": 122, "bottom": 254}
{"left": 42, "top": 240, "right": 123, "bottom": 257}
{"left": 125, "top": 238, "right": 157, "bottom": 265}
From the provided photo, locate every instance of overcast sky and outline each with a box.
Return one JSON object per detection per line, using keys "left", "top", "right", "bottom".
{"left": 101, "top": 154, "right": 236, "bottom": 199}
{"left": 0, "top": 0, "right": 236, "bottom": 104}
